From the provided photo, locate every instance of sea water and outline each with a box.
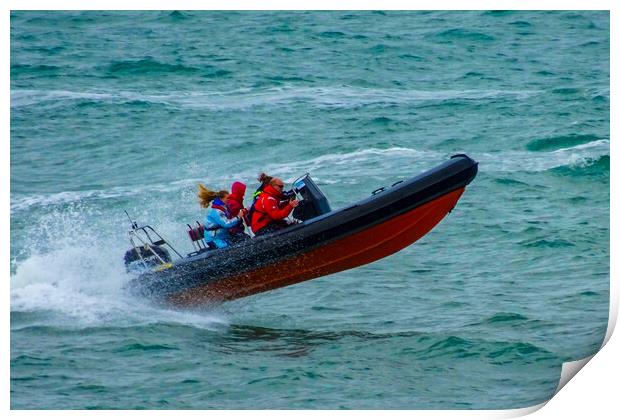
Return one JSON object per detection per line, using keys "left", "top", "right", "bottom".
{"left": 10, "top": 11, "right": 609, "bottom": 409}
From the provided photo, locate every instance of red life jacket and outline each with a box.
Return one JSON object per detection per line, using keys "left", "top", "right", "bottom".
{"left": 250, "top": 184, "right": 294, "bottom": 234}
{"left": 246, "top": 183, "right": 268, "bottom": 228}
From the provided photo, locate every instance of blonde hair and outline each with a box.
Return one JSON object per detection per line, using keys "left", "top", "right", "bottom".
{"left": 197, "top": 183, "right": 229, "bottom": 208}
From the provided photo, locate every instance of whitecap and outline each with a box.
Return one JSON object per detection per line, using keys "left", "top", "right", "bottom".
{"left": 479, "top": 139, "right": 609, "bottom": 172}
{"left": 11, "top": 85, "right": 540, "bottom": 110}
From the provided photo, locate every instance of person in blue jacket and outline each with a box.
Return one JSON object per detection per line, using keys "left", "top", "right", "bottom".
{"left": 197, "top": 184, "right": 246, "bottom": 249}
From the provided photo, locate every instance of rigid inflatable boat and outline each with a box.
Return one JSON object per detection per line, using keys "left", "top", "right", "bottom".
{"left": 125, "top": 154, "right": 478, "bottom": 306}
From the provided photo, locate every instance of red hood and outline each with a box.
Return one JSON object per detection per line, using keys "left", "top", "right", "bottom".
{"left": 262, "top": 184, "right": 283, "bottom": 199}
{"left": 229, "top": 182, "right": 246, "bottom": 202}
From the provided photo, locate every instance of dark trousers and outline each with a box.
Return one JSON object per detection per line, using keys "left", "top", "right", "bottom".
{"left": 229, "top": 232, "right": 251, "bottom": 243}
{"left": 254, "top": 222, "right": 288, "bottom": 237}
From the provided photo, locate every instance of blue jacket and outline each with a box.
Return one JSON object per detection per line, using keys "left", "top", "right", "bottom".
{"left": 204, "top": 199, "right": 241, "bottom": 249}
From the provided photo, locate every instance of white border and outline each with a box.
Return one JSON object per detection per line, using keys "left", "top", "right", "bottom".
{"left": 5, "top": 1, "right": 617, "bottom": 418}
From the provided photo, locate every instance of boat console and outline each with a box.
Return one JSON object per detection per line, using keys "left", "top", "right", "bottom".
{"left": 291, "top": 174, "right": 332, "bottom": 222}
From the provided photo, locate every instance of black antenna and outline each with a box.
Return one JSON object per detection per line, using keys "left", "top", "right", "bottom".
{"left": 124, "top": 210, "right": 138, "bottom": 229}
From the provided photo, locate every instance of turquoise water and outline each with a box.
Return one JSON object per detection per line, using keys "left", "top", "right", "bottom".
{"left": 10, "top": 11, "right": 609, "bottom": 409}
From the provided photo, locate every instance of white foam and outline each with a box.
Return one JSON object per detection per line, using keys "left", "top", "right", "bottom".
{"left": 11, "top": 89, "right": 173, "bottom": 109}
{"left": 479, "top": 139, "right": 610, "bottom": 173}
{"left": 10, "top": 178, "right": 203, "bottom": 213}
{"left": 10, "top": 244, "right": 228, "bottom": 330}
{"left": 11, "top": 86, "right": 539, "bottom": 110}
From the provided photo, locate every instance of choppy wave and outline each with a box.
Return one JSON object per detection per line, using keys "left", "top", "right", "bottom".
{"left": 10, "top": 140, "right": 609, "bottom": 213}
{"left": 431, "top": 28, "right": 496, "bottom": 42}
{"left": 105, "top": 59, "right": 203, "bottom": 76}
{"left": 161, "top": 10, "right": 192, "bottom": 22}
{"left": 482, "top": 10, "right": 517, "bottom": 17}
{"left": 11, "top": 86, "right": 539, "bottom": 110}
{"left": 485, "top": 312, "right": 529, "bottom": 324}
{"left": 480, "top": 139, "right": 609, "bottom": 173}
{"left": 526, "top": 134, "right": 601, "bottom": 151}
{"left": 404, "top": 335, "right": 555, "bottom": 364}
{"left": 550, "top": 155, "right": 609, "bottom": 177}
{"left": 262, "top": 146, "right": 442, "bottom": 180}
{"left": 10, "top": 63, "right": 61, "bottom": 77}
{"left": 520, "top": 238, "right": 576, "bottom": 248}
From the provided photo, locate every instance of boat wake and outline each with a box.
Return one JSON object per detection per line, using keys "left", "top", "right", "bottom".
{"left": 10, "top": 242, "right": 228, "bottom": 331}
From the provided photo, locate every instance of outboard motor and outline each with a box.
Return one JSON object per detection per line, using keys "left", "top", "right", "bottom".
{"left": 290, "top": 174, "right": 332, "bottom": 222}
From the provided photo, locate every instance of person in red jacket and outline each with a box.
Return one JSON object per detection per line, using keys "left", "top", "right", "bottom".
{"left": 226, "top": 181, "right": 249, "bottom": 242}
{"left": 251, "top": 177, "right": 299, "bottom": 236}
